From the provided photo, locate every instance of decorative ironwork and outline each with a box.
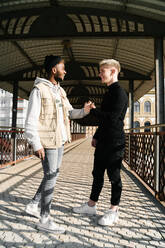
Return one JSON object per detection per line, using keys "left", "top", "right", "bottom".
{"left": 159, "top": 132, "right": 165, "bottom": 201}
{"left": 124, "top": 126, "right": 165, "bottom": 202}
{"left": 0, "top": 129, "right": 12, "bottom": 165}
{"left": 0, "top": 128, "right": 33, "bottom": 168}
{"left": 0, "top": 123, "right": 86, "bottom": 168}
{"left": 124, "top": 133, "right": 129, "bottom": 163}
{"left": 129, "top": 133, "right": 155, "bottom": 190}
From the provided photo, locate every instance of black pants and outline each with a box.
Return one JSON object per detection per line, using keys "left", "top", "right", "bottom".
{"left": 90, "top": 142, "right": 124, "bottom": 206}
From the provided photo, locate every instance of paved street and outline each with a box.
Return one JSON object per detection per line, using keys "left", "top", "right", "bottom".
{"left": 0, "top": 138, "right": 165, "bottom": 248}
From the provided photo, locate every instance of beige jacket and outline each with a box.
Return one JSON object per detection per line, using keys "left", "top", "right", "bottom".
{"left": 35, "top": 82, "right": 72, "bottom": 148}
{"left": 25, "top": 77, "right": 88, "bottom": 151}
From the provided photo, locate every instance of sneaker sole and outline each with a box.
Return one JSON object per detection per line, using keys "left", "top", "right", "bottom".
{"left": 36, "top": 225, "right": 65, "bottom": 234}
{"left": 98, "top": 217, "right": 119, "bottom": 226}
{"left": 72, "top": 209, "right": 97, "bottom": 215}
{"left": 25, "top": 209, "right": 40, "bottom": 219}
{"left": 73, "top": 211, "right": 97, "bottom": 215}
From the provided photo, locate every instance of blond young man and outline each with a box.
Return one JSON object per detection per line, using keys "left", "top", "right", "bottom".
{"left": 73, "top": 59, "right": 128, "bottom": 226}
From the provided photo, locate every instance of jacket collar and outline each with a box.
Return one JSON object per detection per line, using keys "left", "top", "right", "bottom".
{"left": 108, "top": 81, "right": 119, "bottom": 90}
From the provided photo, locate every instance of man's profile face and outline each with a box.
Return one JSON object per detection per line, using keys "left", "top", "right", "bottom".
{"left": 54, "top": 62, "right": 66, "bottom": 81}
{"left": 99, "top": 65, "right": 113, "bottom": 84}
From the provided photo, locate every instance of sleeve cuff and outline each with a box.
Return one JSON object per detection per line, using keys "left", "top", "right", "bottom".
{"left": 32, "top": 143, "right": 43, "bottom": 152}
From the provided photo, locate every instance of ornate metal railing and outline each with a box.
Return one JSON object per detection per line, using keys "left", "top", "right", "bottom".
{"left": 0, "top": 123, "right": 87, "bottom": 168}
{"left": 124, "top": 124, "right": 165, "bottom": 202}
{"left": 0, "top": 127, "right": 33, "bottom": 168}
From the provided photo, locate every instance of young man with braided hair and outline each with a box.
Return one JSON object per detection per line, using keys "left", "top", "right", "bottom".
{"left": 25, "top": 55, "right": 91, "bottom": 233}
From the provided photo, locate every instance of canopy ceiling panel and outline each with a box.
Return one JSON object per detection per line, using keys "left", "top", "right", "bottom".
{"left": 116, "top": 39, "right": 154, "bottom": 74}
{"left": 0, "top": 37, "right": 157, "bottom": 102}
{"left": 17, "top": 40, "right": 64, "bottom": 65}
{"left": 0, "top": 42, "right": 31, "bottom": 75}
{"left": 0, "top": 38, "right": 155, "bottom": 78}
{"left": 72, "top": 39, "right": 114, "bottom": 62}
{"left": 0, "top": 0, "right": 165, "bottom": 119}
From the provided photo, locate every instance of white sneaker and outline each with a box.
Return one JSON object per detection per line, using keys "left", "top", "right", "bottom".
{"left": 37, "top": 216, "right": 65, "bottom": 234}
{"left": 25, "top": 201, "right": 40, "bottom": 218}
{"left": 98, "top": 209, "right": 119, "bottom": 226}
{"left": 73, "top": 203, "right": 97, "bottom": 215}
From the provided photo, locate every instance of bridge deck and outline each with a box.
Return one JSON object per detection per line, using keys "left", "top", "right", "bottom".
{"left": 0, "top": 138, "right": 165, "bottom": 248}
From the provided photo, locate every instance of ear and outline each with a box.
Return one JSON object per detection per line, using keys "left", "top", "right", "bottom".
{"left": 111, "top": 68, "right": 115, "bottom": 74}
{"left": 52, "top": 66, "right": 57, "bottom": 74}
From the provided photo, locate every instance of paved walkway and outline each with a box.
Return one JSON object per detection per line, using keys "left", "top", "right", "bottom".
{"left": 0, "top": 138, "right": 165, "bottom": 248}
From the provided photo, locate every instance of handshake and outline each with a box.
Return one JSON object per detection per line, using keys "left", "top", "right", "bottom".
{"left": 84, "top": 101, "right": 96, "bottom": 114}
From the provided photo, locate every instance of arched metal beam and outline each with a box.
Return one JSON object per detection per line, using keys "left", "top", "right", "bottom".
{"left": 0, "top": 7, "right": 165, "bottom": 41}
{"left": 0, "top": 62, "right": 151, "bottom": 81}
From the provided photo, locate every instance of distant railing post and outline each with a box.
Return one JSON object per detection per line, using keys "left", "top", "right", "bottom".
{"left": 154, "top": 132, "right": 160, "bottom": 199}
{"left": 11, "top": 134, "right": 17, "bottom": 162}
{"left": 128, "top": 133, "right": 131, "bottom": 165}
{"left": 142, "top": 135, "right": 145, "bottom": 179}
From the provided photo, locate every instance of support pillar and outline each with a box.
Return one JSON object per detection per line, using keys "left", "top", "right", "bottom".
{"left": 154, "top": 37, "right": 165, "bottom": 128}
{"left": 129, "top": 80, "right": 134, "bottom": 130}
{"left": 11, "top": 81, "right": 18, "bottom": 163}
{"left": 128, "top": 80, "right": 134, "bottom": 165}
{"left": 154, "top": 37, "right": 164, "bottom": 198}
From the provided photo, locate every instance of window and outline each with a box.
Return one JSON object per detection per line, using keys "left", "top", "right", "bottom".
{"left": 17, "top": 108, "right": 23, "bottom": 113}
{"left": 144, "top": 101, "right": 151, "bottom": 113}
{"left": 0, "top": 99, "right": 6, "bottom": 106}
{"left": 133, "top": 121, "right": 140, "bottom": 133}
{"left": 144, "top": 121, "right": 151, "bottom": 132}
{"left": 134, "top": 101, "right": 140, "bottom": 112}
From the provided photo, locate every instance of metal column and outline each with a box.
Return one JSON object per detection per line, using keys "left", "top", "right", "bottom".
{"left": 129, "top": 80, "right": 134, "bottom": 130}
{"left": 154, "top": 37, "right": 165, "bottom": 197}
{"left": 11, "top": 81, "right": 18, "bottom": 163}
{"left": 128, "top": 80, "right": 134, "bottom": 165}
{"left": 154, "top": 37, "right": 165, "bottom": 127}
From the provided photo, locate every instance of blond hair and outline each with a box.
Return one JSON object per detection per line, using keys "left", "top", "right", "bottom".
{"left": 99, "top": 59, "right": 121, "bottom": 73}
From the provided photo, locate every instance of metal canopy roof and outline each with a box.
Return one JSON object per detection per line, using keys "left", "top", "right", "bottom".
{"left": 1, "top": 0, "right": 165, "bottom": 22}
{"left": 0, "top": 0, "right": 165, "bottom": 112}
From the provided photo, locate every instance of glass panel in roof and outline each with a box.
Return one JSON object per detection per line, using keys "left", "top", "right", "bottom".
{"left": 80, "top": 15, "right": 92, "bottom": 32}
{"left": 100, "top": 16, "right": 109, "bottom": 32}
{"left": 91, "top": 16, "right": 100, "bottom": 32}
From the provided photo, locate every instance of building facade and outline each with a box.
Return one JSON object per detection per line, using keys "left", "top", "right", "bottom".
{"left": 125, "top": 88, "right": 155, "bottom": 131}
{"left": 0, "top": 89, "right": 28, "bottom": 128}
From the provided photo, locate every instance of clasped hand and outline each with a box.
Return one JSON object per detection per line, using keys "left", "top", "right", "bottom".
{"left": 84, "top": 101, "right": 96, "bottom": 114}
